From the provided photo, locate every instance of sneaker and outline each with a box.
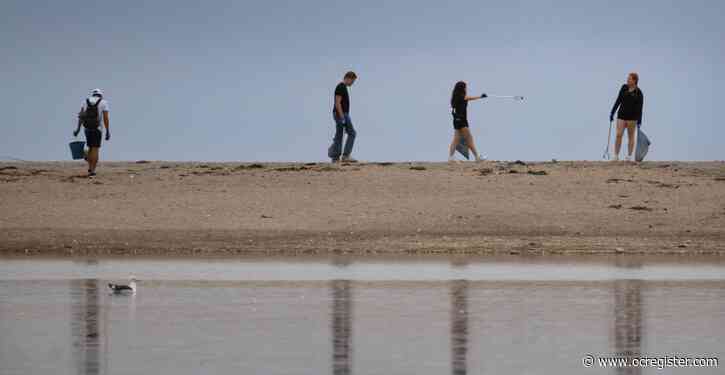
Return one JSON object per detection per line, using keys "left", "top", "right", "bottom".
{"left": 341, "top": 156, "right": 358, "bottom": 163}
{"left": 88, "top": 172, "right": 97, "bottom": 178}
{"left": 448, "top": 156, "right": 456, "bottom": 163}
{"left": 624, "top": 155, "right": 632, "bottom": 162}
{"left": 330, "top": 158, "right": 340, "bottom": 163}
{"left": 612, "top": 154, "right": 620, "bottom": 161}
{"left": 475, "top": 154, "right": 487, "bottom": 162}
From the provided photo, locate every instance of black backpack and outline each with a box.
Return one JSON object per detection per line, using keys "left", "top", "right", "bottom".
{"left": 81, "top": 98, "right": 101, "bottom": 128}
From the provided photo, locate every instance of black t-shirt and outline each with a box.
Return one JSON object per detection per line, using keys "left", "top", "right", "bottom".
{"left": 451, "top": 95, "right": 467, "bottom": 121}
{"left": 611, "top": 84, "right": 644, "bottom": 122}
{"left": 333, "top": 82, "right": 350, "bottom": 114}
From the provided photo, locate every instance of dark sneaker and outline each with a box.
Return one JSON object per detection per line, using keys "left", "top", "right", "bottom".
{"left": 331, "top": 158, "right": 340, "bottom": 163}
{"left": 341, "top": 156, "right": 358, "bottom": 163}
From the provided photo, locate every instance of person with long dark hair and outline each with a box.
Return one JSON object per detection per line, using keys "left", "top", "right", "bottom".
{"left": 609, "top": 72, "right": 644, "bottom": 162}
{"left": 449, "top": 81, "right": 486, "bottom": 162}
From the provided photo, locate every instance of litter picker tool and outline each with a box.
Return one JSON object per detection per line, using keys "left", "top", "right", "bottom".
{"left": 603, "top": 121, "right": 613, "bottom": 160}
{"left": 487, "top": 95, "right": 524, "bottom": 101}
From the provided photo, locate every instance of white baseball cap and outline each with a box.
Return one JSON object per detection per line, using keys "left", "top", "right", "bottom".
{"left": 91, "top": 88, "right": 104, "bottom": 96}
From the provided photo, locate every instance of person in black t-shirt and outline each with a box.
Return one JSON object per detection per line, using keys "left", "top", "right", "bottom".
{"left": 328, "top": 71, "right": 358, "bottom": 163}
{"left": 449, "top": 81, "right": 487, "bottom": 162}
{"left": 609, "top": 72, "right": 644, "bottom": 162}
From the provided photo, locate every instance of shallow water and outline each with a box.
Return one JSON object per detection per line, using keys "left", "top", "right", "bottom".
{"left": 1, "top": 256, "right": 723, "bottom": 374}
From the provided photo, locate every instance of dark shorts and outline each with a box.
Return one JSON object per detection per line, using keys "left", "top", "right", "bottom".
{"left": 453, "top": 118, "right": 469, "bottom": 130}
{"left": 84, "top": 128, "right": 102, "bottom": 148}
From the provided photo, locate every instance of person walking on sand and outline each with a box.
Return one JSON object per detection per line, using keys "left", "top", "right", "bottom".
{"left": 449, "top": 81, "right": 486, "bottom": 163}
{"left": 328, "top": 71, "right": 358, "bottom": 163}
{"left": 609, "top": 72, "right": 644, "bottom": 162}
{"left": 73, "top": 88, "right": 110, "bottom": 177}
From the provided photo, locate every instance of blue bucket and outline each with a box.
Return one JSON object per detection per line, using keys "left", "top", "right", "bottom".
{"left": 69, "top": 140, "right": 86, "bottom": 160}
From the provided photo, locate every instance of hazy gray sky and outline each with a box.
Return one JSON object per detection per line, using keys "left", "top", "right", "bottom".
{"left": 2, "top": 0, "right": 723, "bottom": 161}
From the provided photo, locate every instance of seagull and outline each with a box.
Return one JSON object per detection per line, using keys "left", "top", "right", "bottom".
{"left": 108, "top": 276, "right": 137, "bottom": 294}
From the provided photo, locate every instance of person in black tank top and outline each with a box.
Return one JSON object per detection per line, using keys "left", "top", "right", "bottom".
{"left": 609, "top": 72, "right": 644, "bottom": 162}
{"left": 449, "top": 81, "right": 487, "bottom": 162}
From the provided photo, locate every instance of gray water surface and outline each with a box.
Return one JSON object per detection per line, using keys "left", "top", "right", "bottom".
{"left": 1, "top": 256, "right": 723, "bottom": 374}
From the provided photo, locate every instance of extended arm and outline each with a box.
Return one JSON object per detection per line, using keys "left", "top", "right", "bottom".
{"left": 103, "top": 111, "right": 110, "bottom": 140}
{"left": 465, "top": 93, "right": 487, "bottom": 101}
{"left": 73, "top": 107, "right": 83, "bottom": 136}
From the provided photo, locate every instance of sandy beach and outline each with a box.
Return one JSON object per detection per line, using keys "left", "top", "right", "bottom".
{"left": 1, "top": 160, "right": 724, "bottom": 256}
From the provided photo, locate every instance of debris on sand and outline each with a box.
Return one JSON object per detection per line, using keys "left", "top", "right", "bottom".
{"left": 508, "top": 169, "right": 519, "bottom": 174}
{"left": 410, "top": 166, "right": 426, "bottom": 171}
{"left": 377, "top": 162, "right": 394, "bottom": 166}
{"left": 261, "top": 215, "right": 272, "bottom": 219}
{"left": 527, "top": 170, "right": 548, "bottom": 176}
{"left": 715, "top": 177, "right": 725, "bottom": 182}
{"left": 646, "top": 180, "right": 679, "bottom": 189}
{"left": 629, "top": 205, "right": 653, "bottom": 212}
{"left": 233, "top": 163, "right": 265, "bottom": 171}
{"left": 135, "top": 160, "right": 151, "bottom": 164}
{"left": 274, "top": 166, "right": 309, "bottom": 172}
{"left": 1, "top": 168, "right": 46, "bottom": 177}
{"left": 606, "top": 178, "right": 634, "bottom": 183}
{"left": 304, "top": 162, "right": 317, "bottom": 166}
{"left": 608, "top": 204, "right": 623, "bottom": 209}
{"left": 478, "top": 168, "right": 493, "bottom": 176}
{"left": 513, "top": 160, "right": 527, "bottom": 166}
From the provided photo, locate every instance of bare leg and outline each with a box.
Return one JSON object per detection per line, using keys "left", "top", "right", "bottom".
{"left": 449, "top": 130, "right": 462, "bottom": 159}
{"left": 461, "top": 127, "right": 480, "bottom": 161}
{"left": 614, "top": 120, "right": 625, "bottom": 158}
{"left": 626, "top": 123, "right": 636, "bottom": 157}
{"left": 87, "top": 147, "right": 99, "bottom": 174}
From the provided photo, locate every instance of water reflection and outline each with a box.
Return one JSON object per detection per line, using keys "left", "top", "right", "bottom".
{"left": 331, "top": 280, "right": 353, "bottom": 375}
{"left": 3, "top": 258, "right": 721, "bottom": 375}
{"left": 70, "top": 279, "right": 102, "bottom": 375}
{"left": 612, "top": 258, "right": 644, "bottom": 375}
{"left": 613, "top": 278, "right": 643, "bottom": 375}
{"left": 450, "top": 280, "right": 469, "bottom": 375}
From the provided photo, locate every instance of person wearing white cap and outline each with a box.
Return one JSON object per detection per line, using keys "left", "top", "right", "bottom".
{"left": 73, "top": 89, "right": 110, "bottom": 177}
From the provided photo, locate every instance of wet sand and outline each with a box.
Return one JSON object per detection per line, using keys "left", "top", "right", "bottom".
{"left": 1, "top": 160, "right": 724, "bottom": 256}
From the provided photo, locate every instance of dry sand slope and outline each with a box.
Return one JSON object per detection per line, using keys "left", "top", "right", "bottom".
{"left": 1, "top": 161, "right": 724, "bottom": 256}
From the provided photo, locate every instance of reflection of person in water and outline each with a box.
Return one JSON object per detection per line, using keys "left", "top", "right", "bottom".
{"left": 71, "top": 279, "right": 101, "bottom": 375}
{"left": 451, "top": 279, "right": 468, "bottom": 375}
{"left": 331, "top": 280, "right": 352, "bottom": 375}
{"left": 613, "top": 279, "right": 643, "bottom": 375}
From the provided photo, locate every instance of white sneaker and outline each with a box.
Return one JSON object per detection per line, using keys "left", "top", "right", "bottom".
{"left": 476, "top": 154, "right": 487, "bottom": 162}
{"left": 624, "top": 155, "right": 631, "bottom": 162}
{"left": 612, "top": 154, "right": 620, "bottom": 161}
